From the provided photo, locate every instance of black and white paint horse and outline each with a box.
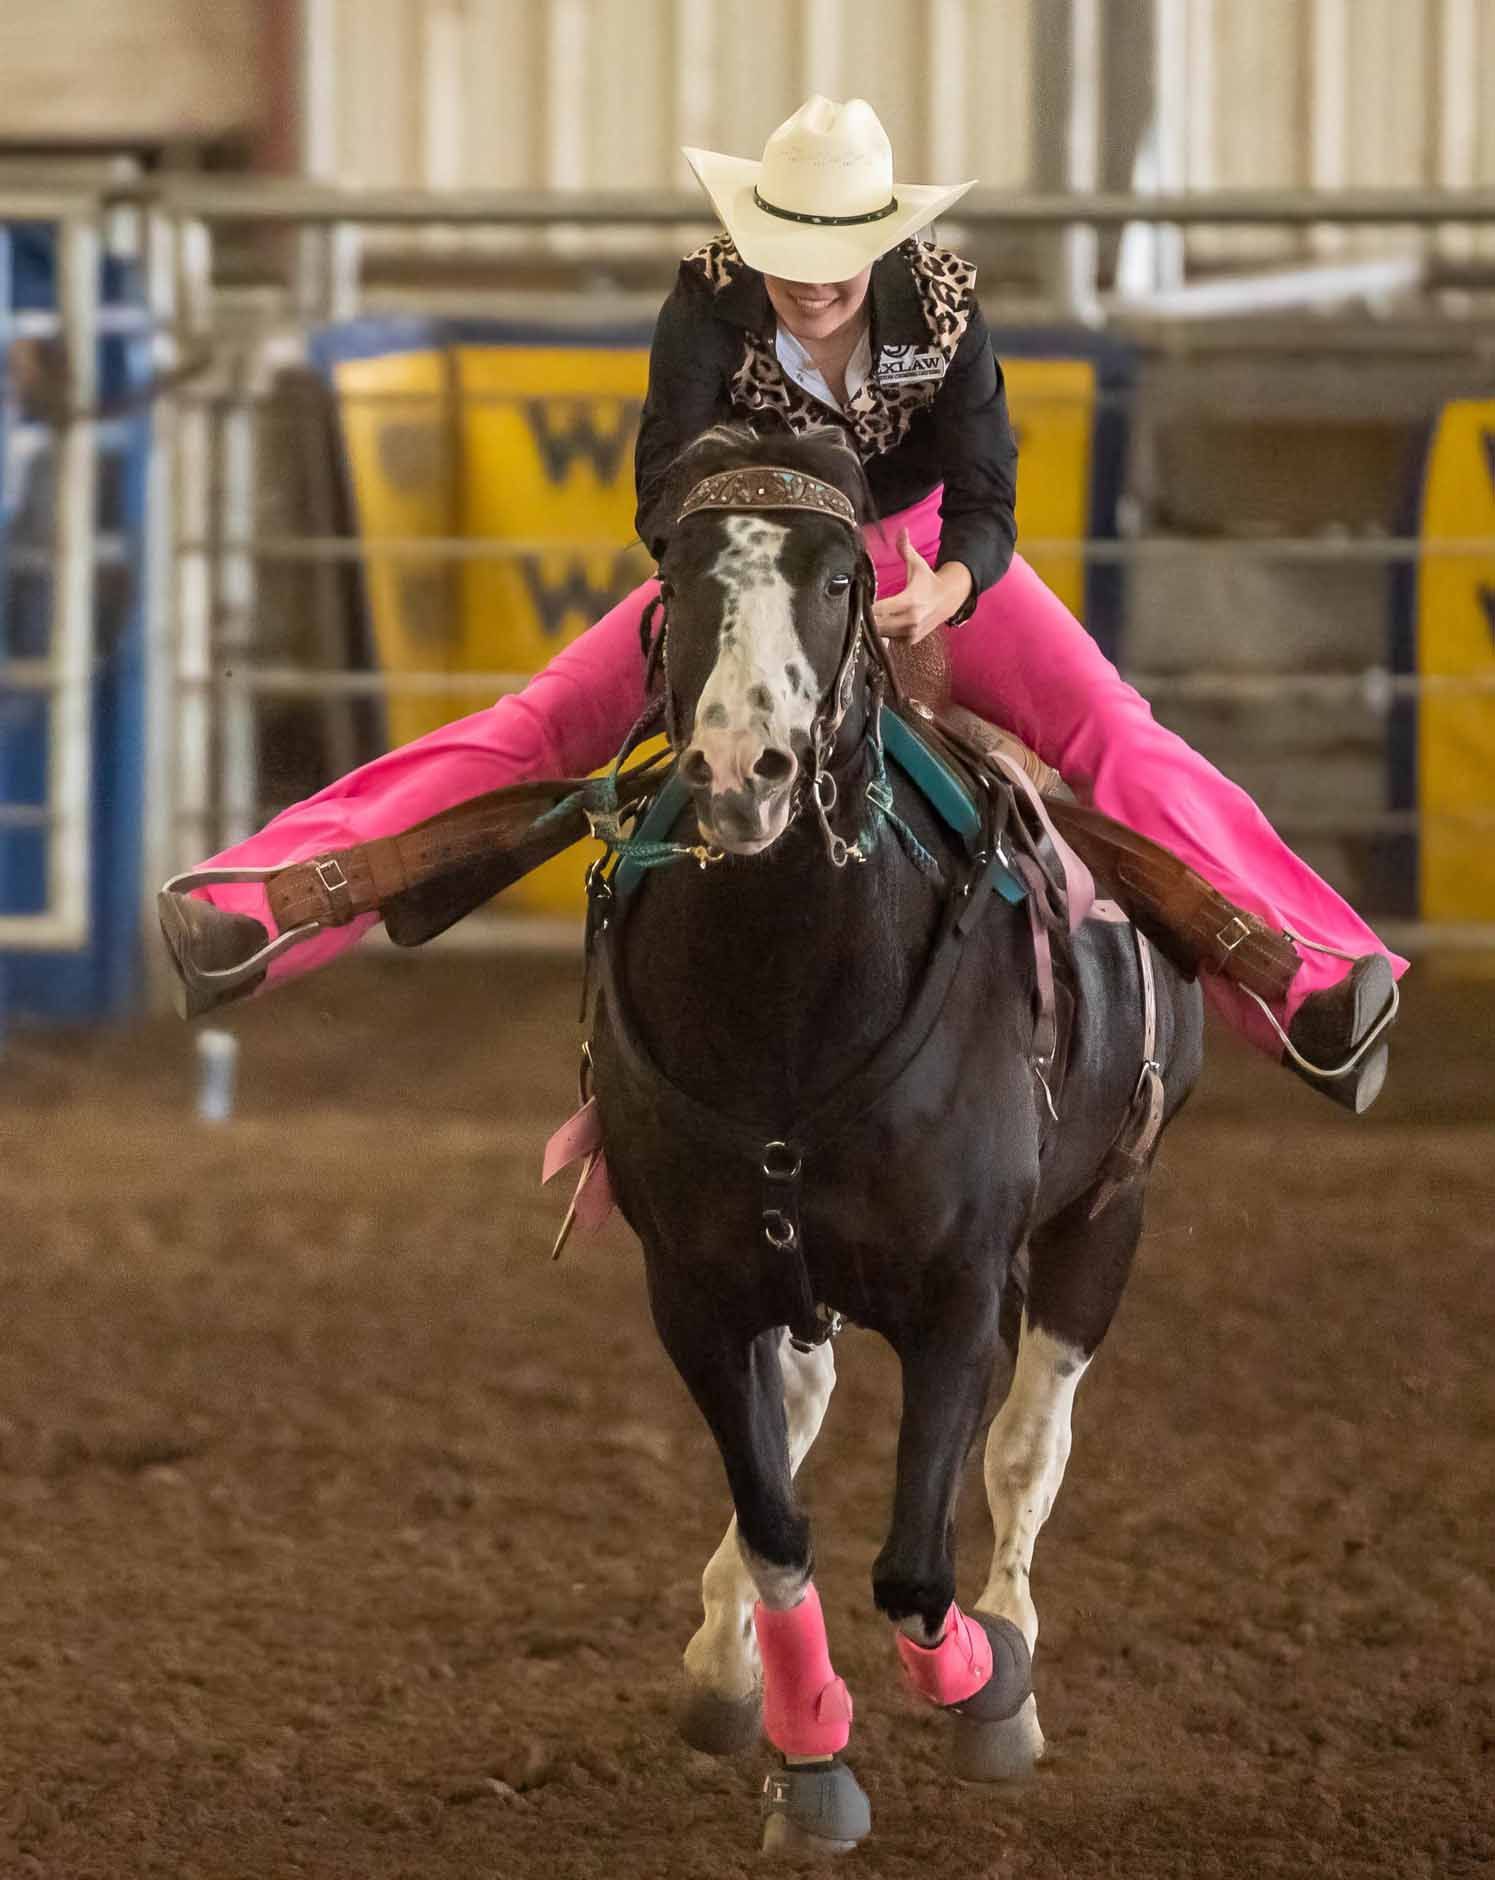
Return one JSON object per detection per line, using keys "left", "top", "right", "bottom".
{"left": 589, "top": 426, "right": 1204, "bottom": 1855}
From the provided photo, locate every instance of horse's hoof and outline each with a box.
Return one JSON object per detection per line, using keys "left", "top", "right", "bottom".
{"left": 951, "top": 1692, "right": 1045, "bottom": 1783}
{"left": 677, "top": 1684, "right": 762, "bottom": 1756}
{"left": 761, "top": 1758, "right": 870, "bottom": 1857}
{"left": 950, "top": 1612, "right": 1032, "bottom": 1723}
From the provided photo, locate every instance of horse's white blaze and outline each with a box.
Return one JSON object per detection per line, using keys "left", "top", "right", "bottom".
{"left": 690, "top": 516, "right": 815, "bottom": 797}
{"left": 977, "top": 1314, "right": 1089, "bottom": 1655}
{"left": 683, "top": 1332, "right": 837, "bottom": 1699}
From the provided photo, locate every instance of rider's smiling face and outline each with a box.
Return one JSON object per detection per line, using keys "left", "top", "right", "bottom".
{"left": 764, "top": 269, "right": 872, "bottom": 344}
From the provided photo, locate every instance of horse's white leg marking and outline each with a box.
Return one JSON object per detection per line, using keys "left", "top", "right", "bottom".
{"left": 683, "top": 1333, "right": 837, "bottom": 1699}
{"left": 897, "top": 1610, "right": 945, "bottom": 1645}
{"left": 978, "top": 1314, "right": 1088, "bottom": 1647}
{"left": 976, "top": 1314, "right": 1089, "bottom": 1757}
{"left": 738, "top": 1547, "right": 813, "bottom": 1614}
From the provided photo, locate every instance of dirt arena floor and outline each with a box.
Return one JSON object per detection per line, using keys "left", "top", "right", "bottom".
{"left": 1, "top": 948, "right": 1491, "bottom": 1879}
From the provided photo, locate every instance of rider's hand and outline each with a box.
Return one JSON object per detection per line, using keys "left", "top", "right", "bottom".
{"left": 870, "top": 533, "right": 973, "bottom": 644}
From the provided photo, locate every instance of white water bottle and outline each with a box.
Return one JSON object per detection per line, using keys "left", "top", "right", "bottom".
{"left": 195, "top": 1028, "right": 239, "bottom": 1124}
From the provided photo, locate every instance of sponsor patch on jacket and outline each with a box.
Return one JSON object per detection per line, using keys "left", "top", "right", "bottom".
{"left": 875, "top": 344, "right": 946, "bottom": 385}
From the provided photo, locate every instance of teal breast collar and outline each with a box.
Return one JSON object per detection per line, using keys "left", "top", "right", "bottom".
{"left": 878, "top": 708, "right": 1028, "bottom": 904}
{"left": 877, "top": 708, "right": 980, "bottom": 848}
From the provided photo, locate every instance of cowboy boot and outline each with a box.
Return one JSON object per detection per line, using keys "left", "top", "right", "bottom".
{"left": 1283, "top": 953, "right": 1396, "bottom": 1114}
{"left": 157, "top": 892, "right": 270, "bottom": 1020}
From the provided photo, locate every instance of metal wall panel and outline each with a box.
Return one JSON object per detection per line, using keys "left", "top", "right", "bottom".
{"left": 332, "top": 0, "right": 423, "bottom": 187}
{"left": 1184, "top": 0, "right": 1308, "bottom": 263}
{"left": 311, "top": 0, "right": 1495, "bottom": 258}
{"left": 1343, "top": 0, "right": 1432, "bottom": 188}
{"left": 318, "top": 0, "right": 1033, "bottom": 194}
{"left": 1471, "top": 0, "right": 1495, "bottom": 256}
{"left": 964, "top": 0, "right": 1034, "bottom": 189}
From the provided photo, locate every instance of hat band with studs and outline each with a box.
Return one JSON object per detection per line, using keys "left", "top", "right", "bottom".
{"left": 751, "top": 187, "right": 900, "bottom": 228}
{"left": 677, "top": 465, "right": 858, "bottom": 530}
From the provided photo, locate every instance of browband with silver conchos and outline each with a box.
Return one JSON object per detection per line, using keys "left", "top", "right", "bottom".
{"left": 677, "top": 465, "right": 858, "bottom": 529}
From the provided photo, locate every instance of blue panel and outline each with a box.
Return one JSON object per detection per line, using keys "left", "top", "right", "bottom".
{"left": 306, "top": 316, "right": 448, "bottom": 375}
{"left": 0, "top": 224, "right": 150, "bottom": 1026}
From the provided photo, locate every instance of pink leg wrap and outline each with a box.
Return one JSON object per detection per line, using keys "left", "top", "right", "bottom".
{"left": 754, "top": 1584, "right": 853, "bottom": 1759}
{"left": 896, "top": 1604, "right": 994, "bottom": 1709}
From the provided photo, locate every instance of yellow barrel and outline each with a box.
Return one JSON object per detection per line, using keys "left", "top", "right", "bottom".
{"left": 456, "top": 340, "right": 654, "bottom": 912}
{"left": 1413, "top": 399, "right": 1495, "bottom": 921}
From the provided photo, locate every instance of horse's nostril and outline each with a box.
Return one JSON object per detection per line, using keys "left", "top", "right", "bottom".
{"left": 754, "top": 748, "right": 795, "bottom": 785}
{"left": 682, "top": 749, "right": 713, "bottom": 788}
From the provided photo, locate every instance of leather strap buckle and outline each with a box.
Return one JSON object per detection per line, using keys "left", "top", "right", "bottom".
{"left": 313, "top": 854, "right": 354, "bottom": 923}
{"left": 1213, "top": 913, "right": 1253, "bottom": 961}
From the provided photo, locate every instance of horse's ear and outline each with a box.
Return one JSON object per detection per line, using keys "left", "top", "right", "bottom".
{"left": 664, "top": 422, "right": 761, "bottom": 518}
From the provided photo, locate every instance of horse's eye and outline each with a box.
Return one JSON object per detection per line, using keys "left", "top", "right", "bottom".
{"left": 826, "top": 573, "right": 852, "bottom": 596}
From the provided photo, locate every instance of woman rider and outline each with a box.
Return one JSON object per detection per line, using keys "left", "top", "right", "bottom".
{"left": 184, "top": 96, "right": 1405, "bottom": 1109}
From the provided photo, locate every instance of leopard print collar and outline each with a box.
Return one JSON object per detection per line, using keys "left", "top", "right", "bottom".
{"left": 680, "top": 234, "right": 977, "bottom": 461}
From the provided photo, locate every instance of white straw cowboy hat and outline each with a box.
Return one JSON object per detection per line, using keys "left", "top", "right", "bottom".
{"left": 683, "top": 96, "right": 976, "bottom": 281}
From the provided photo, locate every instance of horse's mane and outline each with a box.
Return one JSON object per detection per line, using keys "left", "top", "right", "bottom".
{"left": 662, "top": 422, "right": 877, "bottom": 533}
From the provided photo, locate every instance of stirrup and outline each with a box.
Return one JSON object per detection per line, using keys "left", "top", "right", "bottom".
{"left": 160, "top": 865, "right": 323, "bottom": 992}
{"left": 1245, "top": 933, "right": 1400, "bottom": 1082}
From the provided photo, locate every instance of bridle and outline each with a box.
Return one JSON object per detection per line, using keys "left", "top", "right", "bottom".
{"left": 655, "top": 461, "right": 895, "bottom": 872}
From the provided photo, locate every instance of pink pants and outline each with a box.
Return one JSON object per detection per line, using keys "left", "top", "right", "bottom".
{"left": 194, "top": 487, "right": 1407, "bottom": 1053}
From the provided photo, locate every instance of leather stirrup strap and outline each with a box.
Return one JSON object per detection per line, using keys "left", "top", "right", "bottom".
{"left": 1089, "top": 927, "right": 1166, "bottom": 1220}
{"left": 260, "top": 760, "right": 667, "bottom": 936}
{"left": 982, "top": 744, "right": 1094, "bottom": 931}
{"left": 1013, "top": 854, "right": 1061, "bottom": 1123}
{"left": 1045, "top": 800, "right": 1300, "bottom": 1005}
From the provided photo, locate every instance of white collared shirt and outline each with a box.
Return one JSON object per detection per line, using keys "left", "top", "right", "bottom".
{"left": 774, "top": 323, "right": 872, "bottom": 415}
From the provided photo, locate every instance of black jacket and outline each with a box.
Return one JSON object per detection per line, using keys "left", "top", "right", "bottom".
{"left": 634, "top": 238, "right": 1018, "bottom": 615}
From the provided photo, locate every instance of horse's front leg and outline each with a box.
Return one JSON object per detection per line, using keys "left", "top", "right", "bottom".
{"left": 964, "top": 1187, "right": 1146, "bottom": 1780}
{"left": 680, "top": 1330, "right": 837, "bottom": 1755}
{"left": 874, "top": 1269, "right": 1036, "bottom": 1747}
{"left": 646, "top": 1285, "right": 869, "bottom": 1856}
